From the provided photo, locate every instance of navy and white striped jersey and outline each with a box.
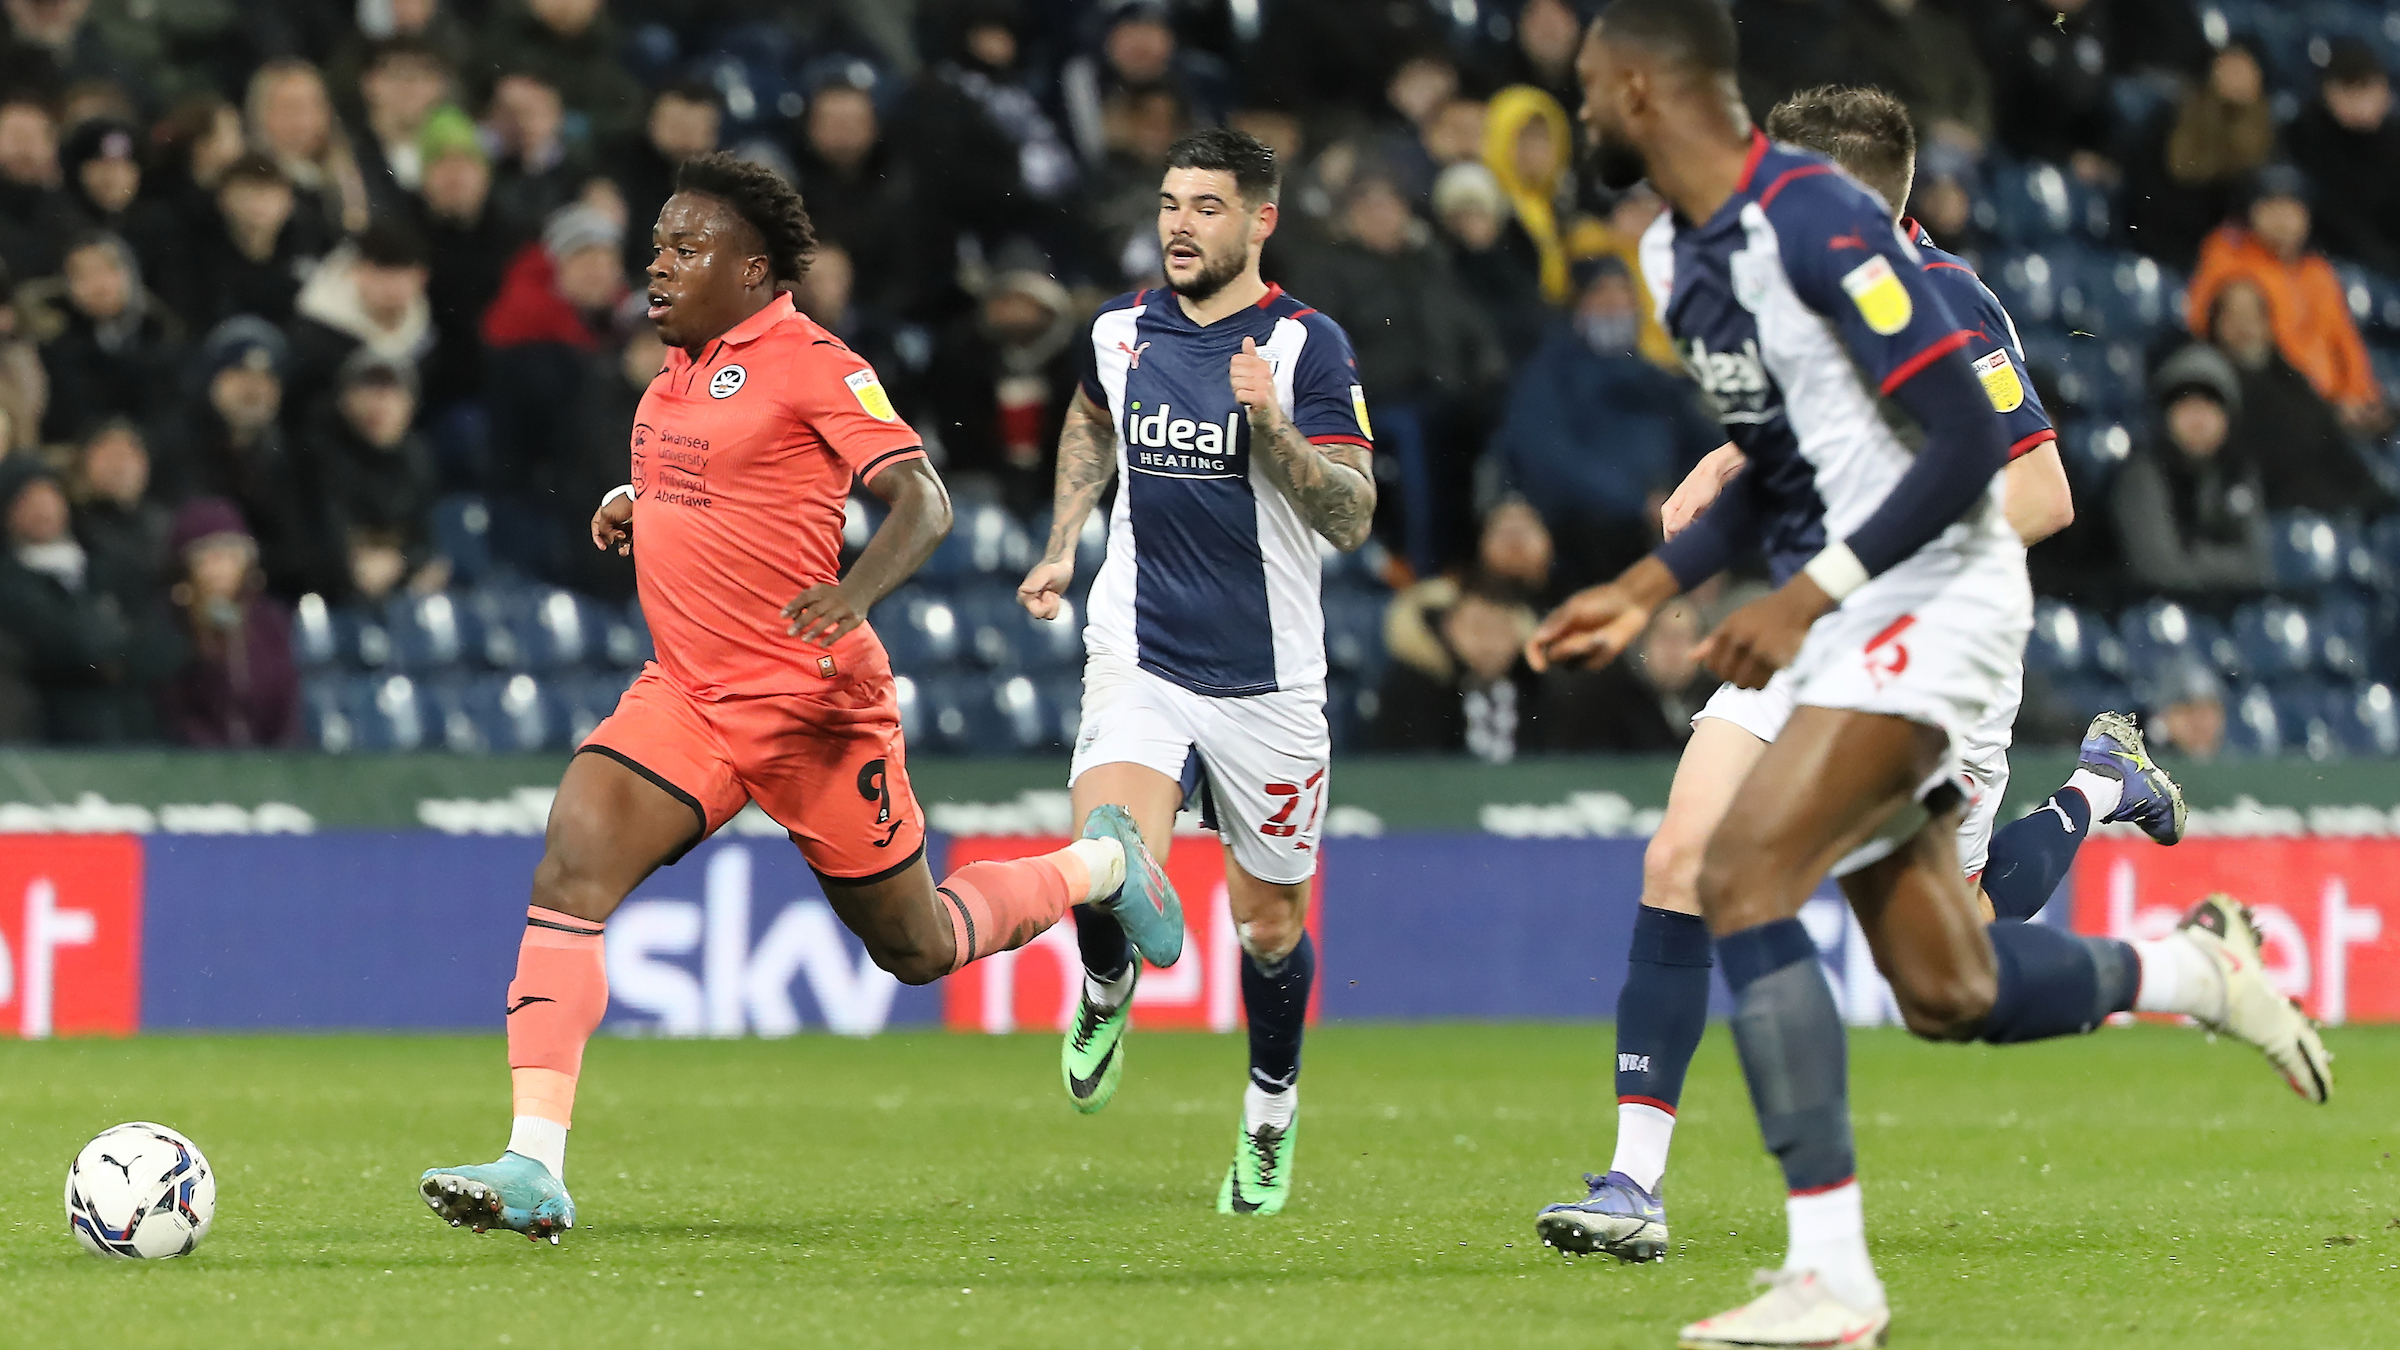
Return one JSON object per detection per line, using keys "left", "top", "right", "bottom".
{"left": 1077, "top": 285, "right": 1372, "bottom": 697}
{"left": 1640, "top": 134, "right": 2020, "bottom": 585}
{"left": 1904, "top": 218, "right": 2058, "bottom": 465}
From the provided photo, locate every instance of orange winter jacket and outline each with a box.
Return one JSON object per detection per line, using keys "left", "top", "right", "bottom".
{"left": 2186, "top": 225, "right": 2380, "bottom": 409}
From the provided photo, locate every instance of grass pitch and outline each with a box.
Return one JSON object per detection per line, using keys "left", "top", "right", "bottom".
{"left": 0, "top": 1025, "right": 2392, "bottom": 1349}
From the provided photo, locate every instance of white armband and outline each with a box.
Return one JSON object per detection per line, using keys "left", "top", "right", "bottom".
{"left": 1801, "top": 542, "right": 1869, "bottom": 603}
{"left": 601, "top": 483, "right": 636, "bottom": 510}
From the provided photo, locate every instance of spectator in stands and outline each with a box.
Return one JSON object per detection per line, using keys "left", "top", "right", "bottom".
{"left": 328, "top": 0, "right": 476, "bottom": 93}
{"left": 157, "top": 316, "right": 324, "bottom": 599}
{"left": 1906, "top": 140, "right": 1990, "bottom": 264}
{"left": 148, "top": 93, "right": 247, "bottom": 250}
{"left": 2145, "top": 654, "right": 2225, "bottom": 762}
{"left": 2287, "top": 37, "right": 2400, "bottom": 279}
{"left": 1288, "top": 171, "right": 1504, "bottom": 575}
{"left": 0, "top": 257, "right": 46, "bottom": 453}
{"left": 918, "top": 0, "right": 1083, "bottom": 206}
{"left": 2186, "top": 165, "right": 2388, "bottom": 436}
{"left": 1487, "top": 257, "right": 1722, "bottom": 589}
{"left": 1484, "top": 0, "right": 1586, "bottom": 116}
{"left": 605, "top": 83, "right": 719, "bottom": 277}
{"left": 70, "top": 416, "right": 168, "bottom": 605}
{"left": 0, "top": 94, "right": 73, "bottom": 280}
{"left": 1971, "top": 0, "right": 2119, "bottom": 179}
{"left": 2208, "top": 279, "right": 2393, "bottom": 519}
{"left": 1839, "top": 0, "right": 1990, "bottom": 153}
{"left": 1482, "top": 85, "right": 1573, "bottom": 306}
{"left": 350, "top": 36, "right": 457, "bottom": 220}
{"left": 554, "top": 323, "right": 657, "bottom": 603}
{"left": 1541, "top": 597, "right": 1717, "bottom": 753}
{"left": 285, "top": 218, "right": 434, "bottom": 425}
{"left": 246, "top": 58, "right": 369, "bottom": 237}
{"left": 0, "top": 454, "right": 174, "bottom": 743}
{"left": 1370, "top": 573, "right": 1544, "bottom": 761}
{"left": 1082, "top": 84, "right": 1189, "bottom": 289}
{"left": 59, "top": 118, "right": 183, "bottom": 318}
{"left": 1064, "top": 0, "right": 1233, "bottom": 168}
{"left": 1420, "top": 95, "right": 1487, "bottom": 187}
{"left": 483, "top": 67, "right": 593, "bottom": 248}
{"left": 311, "top": 351, "right": 443, "bottom": 601}
{"left": 476, "top": 0, "right": 644, "bottom": 143}
{"left": 1432, "top": 162, "right": 1548, "bottom": 364}
{"left": 792, "top": 77, "right": 950, "bottom": 321}
{"left": 2114, "top": 343, "right": 2273, "bottom": 596}
{"left": 190, "top": 153, "right": 326, "bottom": 331}
{"left": 1733, "top": 0, "right": 1864, "bottom": 124}
{"left": 1363, "top": 52, "right": 1459, "bottom": 206}
{"left": 416, "top": 108, "right": 504, "bottom": 417}
{"left": 1471, "top": 496, "right": 1558, "bottom": 607}
{"left": 480, "top": 202, "right": 622, "bottom": 565}
{"left": 2122, "top": 37, "right": 2274, "bottom": 269}
{"left": 36, "top": 231, "right": 183, "bottom": 443}
{"left": 1246, "top": 0, "right": 1444, "bottom": 124}
{"left": 159, "top": 495, "right": 299, "bottom": 747}
{"left": 924, "top": 263, "right": 1079, "bottom": 514}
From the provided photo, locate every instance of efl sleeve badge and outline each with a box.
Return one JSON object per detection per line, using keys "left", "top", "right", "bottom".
{"left": 1349, "top": 384, "right": 1373, "bottom": 439}
{"left": 844, "top": 368, "right": 899, "bottom": 421}
{"left": 1839, "top": 255, "right": 1914, "bottom": 336}
{"left": 1970, "top": 348, "right": 2026, "bottom": 413}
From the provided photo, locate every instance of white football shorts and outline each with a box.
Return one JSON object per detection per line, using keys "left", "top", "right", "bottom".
{"left": 1068, "top": 655, "right": 1330, "bottom": 885}
{"left": 1694, "top": 543, "right": 2031, "bottom": 879}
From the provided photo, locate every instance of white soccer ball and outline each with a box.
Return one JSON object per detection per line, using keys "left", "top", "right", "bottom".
{"left": 64, "top": 1122, "right": 216, "bottom": 1259}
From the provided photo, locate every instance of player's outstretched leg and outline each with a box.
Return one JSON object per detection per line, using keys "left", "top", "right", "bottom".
{"left": 1218, "top": 856, "right": 1313, "bottom": 1217}
{"left": 2165, "top": 894, "right": 2333, "bottom": 1101}
{"left": 1982, "top": 712, "right": 2186, "bottom": 921}
{"left": 421, "top": 751, "right": 703, "bottom": 1243}
{"left": 1538, "top": 719, "right": 1756, "bottom": 1258}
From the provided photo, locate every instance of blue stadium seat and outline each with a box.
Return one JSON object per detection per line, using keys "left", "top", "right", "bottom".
{"left": 2116, "top": 598, "right": 2207, "bottom": 674}
{"left": 878, "top": 586, "right": 963, "bottom": 673}
{"left": 1013, "top": 594, "right": 1086, "bottom": 673}
{"left": 1985, "top": 161, "right": 2108, "bottom": 245}
{"left": 907, "top": 675, "right": 977, "bottom": 756}
{"left": 2226, "top": 683, "right": 2284, "bottom": 757}
{"left": 462, "top": 673, "right": 553, "bottom": 753}
{"left": 2051, "top": 676, "right": 2136, "bottom": 728}
{"left": 1039, "top": 674, "right": 1084, "bottom": 747}
{"left": 430, "top": 494, "right": 494, "bottom": 587}
{"left": 385, "top": 592, "right": 481, "bottom": 673}
{"left": 608, "top": 601, "right": 654, "bottom": 669}
{"left": 2271, "top": 682, "right": 2340, "bottom": 761}
{"left": 345, "top": 673, "right": 431, "bottom": 752}
{"left": 2027, "top": 598, "right": 2124, "bottom": 677}
{"left": 2079, "top": 254, "right": 2176, "bottom": 340}
{"left": 292, "top": 593, "right": 342, "bottom": 669}
{"left": 950, "top": 582, "right": 1024, "bottom": 671}
{"left": 1322, "top": 587, "right": 1388, "bottom": 678}
{"left": 300, "top": 677, "right": 354, "bottom": 752}
{"left": 551, "top": 671, "right": 634, "bottom": 747}
{"left": 1990, "top": 252, "right": 2064, "bottom": 327}
{"left": 923, "top": 501, "right": 1033, "bottom": 580}
{"left": 969, "top": 675, "right": 1055, "bottom": 755}
{"left": 2327, "top": 680, "right": 2400, "bottom": 756}
{"left": 2317, "top": 596, "right": 2373, "bottom": 681}
{"left": 2056, "top": 421, "right": 2133, "bottom": 490}
{"left": 2232, "top": 600, "right": 2318, "bottom": 680}
{"left": 2270, "top": 512, "right": 2346, "bottom": 590}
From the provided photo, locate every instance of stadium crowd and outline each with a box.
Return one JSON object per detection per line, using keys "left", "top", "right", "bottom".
{"left": 1, "top": 0, "right": 2399, "bottom": 763}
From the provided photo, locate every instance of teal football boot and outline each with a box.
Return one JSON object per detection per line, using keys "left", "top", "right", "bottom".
{"left": 419, "top": 1152, "right": 576, "bottom": 1243}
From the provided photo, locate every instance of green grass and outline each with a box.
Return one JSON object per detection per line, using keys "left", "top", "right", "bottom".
{"left": 0, "top": 1025, "right": 2393, "bottom": 1348}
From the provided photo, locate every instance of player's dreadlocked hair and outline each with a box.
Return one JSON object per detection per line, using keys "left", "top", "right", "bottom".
{"left": 1766, "top": 86, "right": 1917, "bottom": 218}
{"left": 673, "top": 151, "right": 817, "bottom": 286}
{"left": 1164, "top": 127, "right": 1280, "bottom": 207}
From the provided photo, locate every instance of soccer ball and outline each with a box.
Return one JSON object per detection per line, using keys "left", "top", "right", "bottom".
{"left": 64, "top": 1122, "right": 216, "bottom": 1258}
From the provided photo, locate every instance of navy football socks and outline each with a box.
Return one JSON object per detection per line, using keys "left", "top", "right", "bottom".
{"left": 1241, "top": 932, "right": 1315, "bottom": 1091}
{"left": 1977, "top": 921, "right": 2139, "bottom": 1042}
{"left": 1981, "top": 789, "right": 2092, "bottom": 921}
{"left": 1720, "top": 917, "right": 1857, "bottom": 1194}
{"left": 1071, "top": 904, "right": 1134, "bottom": 983}
{"left": 1615, "top": 906, "right": 1714, "bottom": 1111}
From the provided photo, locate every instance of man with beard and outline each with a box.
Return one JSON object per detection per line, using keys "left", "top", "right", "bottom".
{"left": 1015, "top": 128, "right": 1378, "bottom": 1217}
{"left": 1538, "top": 5, "right": 2326, "bottom": 1344}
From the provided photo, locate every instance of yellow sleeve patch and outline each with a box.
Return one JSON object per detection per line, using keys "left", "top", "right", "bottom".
{"left": 844, "top": 368, "right": 898, "bottom": 422}
{"left": 1970, "top": 348, "right": 2026, "bottom": 413}
{"left": 1349, "top": 384, "right": 1373, "bottom": 440}
{"left": 1839, "top": 255, "right": 1914, "bottom": 336}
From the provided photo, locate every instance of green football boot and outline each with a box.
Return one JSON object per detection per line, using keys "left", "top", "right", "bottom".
{"left": 1217, "top": 1097, "right": 1298, "bottom": 1216}
{"left": 1062, "top": 966, "right": 1137, "bottom": 1114}
{"left": 419, "top": 1152, "right": 576, "bottom": 1243}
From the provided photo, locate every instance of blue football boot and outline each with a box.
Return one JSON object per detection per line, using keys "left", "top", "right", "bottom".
{"left": 2079, "top": 712, "right": 2187, "bottom": 845}
{"left": 1082, "top": 803, "right": 1184, "bottom": 967}
{"left": 419, "top": 1152, "right": 576, "bottom": 1244}
{"left": 1535, "top": 1171, "right": 1667, "bottom": 1262}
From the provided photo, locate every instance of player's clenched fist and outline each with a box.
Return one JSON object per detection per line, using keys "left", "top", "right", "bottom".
{"left": 1017, "top": 557, "right": 1074, "bottom": 621}
{"left": 590, "top": 490, "right": 634, "bottom": 555}
{"left": 1230, "top": 336, "right": 1279, "bottom": 420}
{"left": 1527, "top": 583, "right": 1653, "bottom": 673}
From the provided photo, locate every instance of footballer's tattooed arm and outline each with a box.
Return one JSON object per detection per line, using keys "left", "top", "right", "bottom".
{"left": 1019, "top": 387, "right": 1118, "bottom": 619}
{"left": 1230, "top": 336, "right": 1376, "bottom": 552}
{"left": 1246, "top": 411, "right": 1376, "bottom": 552}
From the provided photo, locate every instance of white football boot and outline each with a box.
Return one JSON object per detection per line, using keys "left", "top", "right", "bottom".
{"left": 1679, "top": 1269, "right": 1890, "bottom": 1349}
{"left": 2177, "top": 894, "right": 2333, "bottom": 1103}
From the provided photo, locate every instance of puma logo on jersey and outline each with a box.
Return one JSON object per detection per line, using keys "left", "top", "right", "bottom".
{"left": 1117, "top": 340, "right": 1152, "bottom": 367}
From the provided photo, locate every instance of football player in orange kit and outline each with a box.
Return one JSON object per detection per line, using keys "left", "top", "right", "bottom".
{"left": 419, "top": 153, "right": 1184, "bottom": 1242}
